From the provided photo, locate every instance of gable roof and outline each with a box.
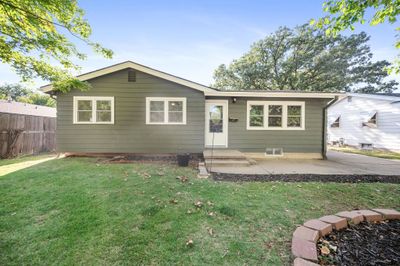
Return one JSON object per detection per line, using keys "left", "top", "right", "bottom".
{"left": 40, "top": 61, "right": 218, "bottom": 93}
{"left": 40, "top": 60, "right": 342, "bottom": 99}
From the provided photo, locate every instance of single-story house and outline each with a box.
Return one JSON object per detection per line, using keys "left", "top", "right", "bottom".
{"left": 41, "top": 61, "right": 340, "bottom": 159}
{"left": 328, "top": 93, "right": 400, "bottom": 152}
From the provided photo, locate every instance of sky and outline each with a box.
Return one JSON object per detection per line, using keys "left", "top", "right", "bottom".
{"left": 0, "top": 0, "right": 398, "bottom": 90}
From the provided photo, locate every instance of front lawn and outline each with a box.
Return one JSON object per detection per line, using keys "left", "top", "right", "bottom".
{"left": 0, "top": 157, "right": 399, "bottom": 265}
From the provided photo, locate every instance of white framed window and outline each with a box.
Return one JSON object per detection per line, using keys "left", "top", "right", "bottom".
{"left": 146, "top": 97, "right": 187, "bottom": 125}
{"left": 246, "top": 101, "right": 305, "bottom": 130}
{"left": 73, "top": 96, "right": 114, "bottom": 124}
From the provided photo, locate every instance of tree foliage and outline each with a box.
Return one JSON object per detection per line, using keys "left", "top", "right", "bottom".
{"left": 312, "top": 0, "right": 400, "bottom": 73}
{"left": 0, "top": 83, "right": 55, "bottom": 107}
{"left": 17, "top": 93, "right": 56, "bottom": 107}
{"left": 0, "top": 83, "right": 30, "bottom": 100}
{"left": 213, "top": 25, "right": 397, "bottom": 93}
{"left": 0, "top": 0, "right": 113, "bottom": 92}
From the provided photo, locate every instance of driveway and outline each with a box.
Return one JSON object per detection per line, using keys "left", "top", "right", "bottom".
{"left": 211, "top": 151, "right": 400, "bottom": 175}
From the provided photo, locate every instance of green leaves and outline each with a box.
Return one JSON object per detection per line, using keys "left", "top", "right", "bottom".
{"left": 313, "top": 0, "right": 400, "bottom": 73}
{"left": 0, "top": 0, "right": 113, "bottom": 92}
{"left": 212, "top": 25, "right": 397, "bottom": 93}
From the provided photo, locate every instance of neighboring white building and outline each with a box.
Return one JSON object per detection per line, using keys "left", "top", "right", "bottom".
{"left": 327, "top": 93, "right": 400, "bottom": 152}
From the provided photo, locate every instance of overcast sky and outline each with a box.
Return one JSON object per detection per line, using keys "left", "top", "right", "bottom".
{"left": 0, "top": 0, "right": 398, "bottom": 90}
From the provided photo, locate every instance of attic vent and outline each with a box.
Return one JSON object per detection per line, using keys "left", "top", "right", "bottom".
{"left": 128, "top": 70, "right": 136, "bottom": 82}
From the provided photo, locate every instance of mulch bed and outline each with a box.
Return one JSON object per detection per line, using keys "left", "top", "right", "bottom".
{"left": 318, "top": 220, "right": 400, "bottom": 265}
{"left": 212, "top": 173, "right": 400, "bottom": 184}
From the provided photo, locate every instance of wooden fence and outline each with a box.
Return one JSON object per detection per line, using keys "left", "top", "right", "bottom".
{"left": 0, "top": 113, "right": 56, "bottom": 158}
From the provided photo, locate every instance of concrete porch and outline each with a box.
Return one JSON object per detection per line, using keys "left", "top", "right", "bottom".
{"left": 207, "top": 150, "right": 400, "bottom": 175}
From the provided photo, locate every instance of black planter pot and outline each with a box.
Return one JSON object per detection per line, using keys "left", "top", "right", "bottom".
{"left": 177, "top": 153, "right": 190, "bottom": 167}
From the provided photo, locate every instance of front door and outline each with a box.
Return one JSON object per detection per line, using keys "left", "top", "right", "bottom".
{"left": 205, "top": 100, "right": 228, "bottom": 147}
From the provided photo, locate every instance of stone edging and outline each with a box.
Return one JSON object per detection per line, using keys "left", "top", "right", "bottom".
{"left": 291, "top": 209, "right": 400, "bottom": 266}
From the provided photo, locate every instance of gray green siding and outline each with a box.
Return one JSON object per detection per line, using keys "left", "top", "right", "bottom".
{"left": 209, "top": 97, "right": 328, "bottom": 153}
{"left": 56, "top": 69, "right": 205, "bottom": 153}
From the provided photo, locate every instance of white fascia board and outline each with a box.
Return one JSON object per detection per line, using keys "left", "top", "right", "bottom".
{"left": 204, "top": 91, "right": 344, "bottom": 99}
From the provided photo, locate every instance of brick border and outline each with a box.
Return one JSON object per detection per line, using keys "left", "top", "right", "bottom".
{"left": 292, "top": 209, "right": 400, "bottom": 266}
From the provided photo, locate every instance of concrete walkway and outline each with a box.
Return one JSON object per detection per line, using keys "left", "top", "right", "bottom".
{"left": 210, "top": 151, "right": 400, "bottom": 175}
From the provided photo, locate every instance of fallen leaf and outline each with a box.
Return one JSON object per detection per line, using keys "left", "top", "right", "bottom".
{"left": 208, "top": 212, "right": 215, "bottom": 216}
{"left": 320, "top": 246, "right": 330, "bottom": 255}
{"left": 177, "top": 176, "right": 188, "bottom": 182}
{"left": 206, "top": 201, "right": 214, "bottom": 206}
{"left": 186, "top": 239, "right": 194, "bottom": 247}
{"left": 194, "top": 201, "right": 203, "bottom": 208}
{"left": 169, "top": 199, "right": 178, "bottom": 204}
{"left": 207, "top": 227, "right": 214, "bottom": 236}
{"left": 142, "top": 172, "right": 151, "bottom": 178}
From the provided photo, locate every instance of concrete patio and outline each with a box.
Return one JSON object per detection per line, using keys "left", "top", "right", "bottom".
{"left": 209, "top": 150, "right": 400, "bottom": 175}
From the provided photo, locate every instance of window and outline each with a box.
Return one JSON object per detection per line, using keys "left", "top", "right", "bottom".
{"left": 268, "top": 105, "right": 283, "bottom": 127}
{"left": 249, "top": 105, "right": 264, "bottom": 127}
{"left": 247, "top": 101, "right": 305, "bottom": 130}
{"left": 362, "top": 112, "right": 377, "bottom": 128}
{"left": 73, "top": 96, "right": 114, "bottom": 124}
{"left": 330, "top": 116, "right": 340, "bottom": 128}
{"left": 146, "top": 97, "right": 186, "bottom": 125}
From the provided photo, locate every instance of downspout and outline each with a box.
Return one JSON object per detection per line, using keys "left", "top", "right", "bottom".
{"left": 322, "top": 96, "right": 339, "bottom": 160}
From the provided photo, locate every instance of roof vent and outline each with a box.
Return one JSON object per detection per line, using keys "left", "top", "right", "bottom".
{"left": 128, "top": 70, "right": 136, "bottom": 82}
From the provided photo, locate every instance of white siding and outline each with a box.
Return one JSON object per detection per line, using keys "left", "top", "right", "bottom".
{"left": 327, "top": 96, "right": 400, "bottom": 151}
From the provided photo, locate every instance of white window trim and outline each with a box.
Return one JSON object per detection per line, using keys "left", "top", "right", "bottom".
{"left": 73, "top": 96, "right": 114, "bottom": 124}
{"left": 146, "top": 97, "right": 187, "bottom": 125}
{"left": 246, "top": 101, "right": 305, "bottom": 130}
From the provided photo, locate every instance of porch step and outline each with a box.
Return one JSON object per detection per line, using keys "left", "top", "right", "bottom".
{"left": 203, "top": 149, "right": 247, "bottom": 160}
{"left": 205, "top": 159, "right": 250, "bottom": 167}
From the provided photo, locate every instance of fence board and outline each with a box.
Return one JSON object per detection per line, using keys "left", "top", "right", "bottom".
{"left": 0, "top": 112, "right": 56, "bottom": 158}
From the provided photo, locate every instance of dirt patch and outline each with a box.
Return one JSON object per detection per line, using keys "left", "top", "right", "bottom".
{"left": 212, "top": 173, "right": 400, "bottom": 183}
{"left": 95, "top": 154, "right": 201, "bottom": 168}
{"left": 318, "top": 220, "right": 400, "bottom": 265}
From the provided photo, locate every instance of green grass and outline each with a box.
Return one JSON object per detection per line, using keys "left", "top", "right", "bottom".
{"left": 330, "top": 146, "right": 400, "bottom": 160}
{"left": 0, "top": 157, "right": 399, "bottom": 265}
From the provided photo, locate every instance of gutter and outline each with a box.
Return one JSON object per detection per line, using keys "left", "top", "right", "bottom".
{"left": 322, "top": 96, "right": 339, "bottom": 159}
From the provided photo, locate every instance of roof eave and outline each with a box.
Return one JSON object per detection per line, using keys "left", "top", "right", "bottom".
{"left": 204, "top": 91, "right": 344, "bottom": 98}
{"left": 40, "top": 61, "right": 217, "bottom": 94}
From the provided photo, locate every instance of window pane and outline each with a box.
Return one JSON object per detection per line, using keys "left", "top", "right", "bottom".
{"left": 168, "top": 112, "right": 183, "bottom": 123}
{"left": 78, "top": 100, "right": 92, "bottom": 110}
{"left": 150, "top": 101, "right": 164, "bottom": 111}
{"left": 287, "top": 117, "right": 301, "bottom": 127}
{"left": 169, "top": 101, "right": 183, "bottom": 112}
{"left": 249, "top": 105, "right": 264, "bottom": 127}
{"left": 250, "top": 105, "right": 263, "bottom": 116}
{"left": 97, "top": 100, "right": 111, "bottom": 111}
{"left": 288, "top": 106, "right": 301, "bottom": 116}
{"left": 269, "top": 105, "right": 282, "bottom": 115}
{"left": 209, "top": 105, "right": 223, "bottom": 132}
{"left": 250, "top": 116, "right": 263, "bottom": 127}
{"left": 268, "top": 117, "right": 282, "bottom": 127}
{"left": 97, "top": 111, "right": 111, "bottom": 122}
{"left": 150, "top": 112, "right": 164, "bottom": 123}
{"left": 78, "top": 111, "right": 92, "bottom": 122}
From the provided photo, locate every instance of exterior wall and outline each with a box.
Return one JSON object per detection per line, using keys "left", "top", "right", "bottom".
{"left": 208, "top": 97, "right": 328, "bottom": 154}
{"left": 327, "top": 97, "right": 400, "bottom": 151}
{"left": 56, "top": 69, "right": 205, "bottom": 153}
